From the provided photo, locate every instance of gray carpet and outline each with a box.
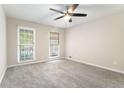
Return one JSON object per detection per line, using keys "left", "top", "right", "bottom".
{"left": 1, "top": 60, "right": 124, "bottom": 88}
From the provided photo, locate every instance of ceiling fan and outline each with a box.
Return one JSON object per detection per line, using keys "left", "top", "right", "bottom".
{"left": 49, "top": 4, "right": 87, "bottom": 23}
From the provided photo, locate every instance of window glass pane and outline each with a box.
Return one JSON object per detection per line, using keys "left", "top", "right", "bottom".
{"left": 20, "top": 29, "right": 33, "bottom": 45}
{"left": 18, "top": 27, "right": 35, "bottom": 62}
{"left": 20, "top": 45, "right": 33, "bottom": 61}
{"left": 49, "top": 32, "right": 59, "bottom": 57}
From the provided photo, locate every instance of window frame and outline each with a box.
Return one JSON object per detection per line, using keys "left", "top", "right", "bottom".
{"left": 17, "top": 26, "right": 36, "bottom": 63}
{"left": 49, "top": 32, "right": 60, "bottom": 58}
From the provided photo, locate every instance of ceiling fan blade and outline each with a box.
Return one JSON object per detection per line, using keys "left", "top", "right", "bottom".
{"left": 69, "top": 18, "right": 72, "bottom": 23}
{"left": 54, "top": 15, "right": 65, "bottom": 20}
{"left": 69, "top": 13, "right": 87, "bottom": 17}
{"left": 50, "top": 8, "right": 64, "bottom": 14}
{"left": 68, "top": 4, "right": 79, "bottom": 12}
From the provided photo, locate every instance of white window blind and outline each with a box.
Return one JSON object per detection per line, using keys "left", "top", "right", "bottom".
{"left": 49, "top": 32, "right": 59, "bottom": 57}
{"left": 17, "top": 26, "right": 35, "bottom": 62}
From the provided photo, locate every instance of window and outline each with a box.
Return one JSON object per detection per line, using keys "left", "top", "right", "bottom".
{"left": 17, "top": 26, "right": 35, "bottom": 62}
{"left": 49, "top": 32, "right": 59, "bottom": 57}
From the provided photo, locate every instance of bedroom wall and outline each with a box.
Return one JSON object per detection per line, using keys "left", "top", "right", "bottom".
{"left": 0, "top": 5, "right": 7, "bottom": 83}
{"left": 7, "top": 17, "right": 65, "bottom": 66}
{"left": 65, "top": 11, "right": 124, "bottom": 72}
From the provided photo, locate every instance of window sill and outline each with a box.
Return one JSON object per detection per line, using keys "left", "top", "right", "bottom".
{"left": 18, "top": 59, "right": 35, "bottom": 63}
{"left": 49, "top": 56, "right": 60, "bottom": 59}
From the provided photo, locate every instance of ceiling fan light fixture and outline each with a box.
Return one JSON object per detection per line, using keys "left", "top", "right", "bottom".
{"left": 50, "top": 4, "right": 87, "bottom": 23}
{"left": 68, "top": 9, "right": 73, "bottom": 13}
{"left": 64, "top": 14, "right": 71, "bottom": 20}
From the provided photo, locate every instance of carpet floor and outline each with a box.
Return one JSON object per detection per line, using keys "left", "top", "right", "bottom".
{"left": 1, "top": 60, "right": 124, "bottom": 88}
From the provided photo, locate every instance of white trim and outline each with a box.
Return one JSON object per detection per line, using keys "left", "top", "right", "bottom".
{"left": 17, "top": 26, "right": 36, "bottom": 63}
{"left": 17, "top": 26, "right": 20, "bottom": 62}
{"left": 66, "top": 57, "right": 124, "bottom": 74}
{"left": 8, "top": 57, "right": 65, "bottom": 68}
{"left": 0, "top": 66, "right": 7, "bottom": 84}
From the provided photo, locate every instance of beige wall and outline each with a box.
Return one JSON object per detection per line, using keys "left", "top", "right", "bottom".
{"left": 65, "top": 12, "right": 124, "bottom": 72}
{"left": 7, "top": 17, "right": 65, "bottom": 66}
{"left": 0, "top": 5, "right": 7, "bottom": 82}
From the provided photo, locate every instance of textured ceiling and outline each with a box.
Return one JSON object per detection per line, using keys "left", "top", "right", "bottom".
{"left": 3, "top": 4, "right": 124, "bottom": 28}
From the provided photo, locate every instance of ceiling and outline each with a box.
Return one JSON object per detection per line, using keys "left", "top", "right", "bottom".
{"left": 3, "top": 4, "right": 124, "bottom": 28}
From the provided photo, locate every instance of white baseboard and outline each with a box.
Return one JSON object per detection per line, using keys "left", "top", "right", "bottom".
{"left": 66, "top": 57, "right": 124, "bottom": 74}
{"left": 0, "top": 66, "right": 7, "bottom": 84}
{"left": 8, "top": 57, "right": 65, "bottom": 68}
